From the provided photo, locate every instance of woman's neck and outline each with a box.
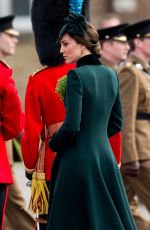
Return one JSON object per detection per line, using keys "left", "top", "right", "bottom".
{"left": 80, "top": 50, "right": 91, "bottom": 59}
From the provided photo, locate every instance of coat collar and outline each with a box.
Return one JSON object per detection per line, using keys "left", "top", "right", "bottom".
{"left": 77, "top": 54, "right": 101, "bottom": 67}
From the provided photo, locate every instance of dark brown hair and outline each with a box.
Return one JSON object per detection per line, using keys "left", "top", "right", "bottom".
{"left": 72, "top": 23, "right": 101, "bottom": 58}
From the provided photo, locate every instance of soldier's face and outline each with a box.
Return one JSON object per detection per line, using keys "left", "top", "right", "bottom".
{"left": 112, "top": 40, "right": 130, "bottom": 60}
{"left": 0, "top": 32, "right": 18, "bottom": 57}
{"left": 141, "top": 38, "right": 150, "bottom": 60}
{"left": 102, "top": 40, "right": 130, "bottom": 64}
{"left": 60, "top": 33, "right": 86, "bottom": 64}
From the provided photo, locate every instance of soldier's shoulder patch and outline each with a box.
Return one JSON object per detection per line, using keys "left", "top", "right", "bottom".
{"left": 0, "top": 59, "right": 11, "bottom": 69}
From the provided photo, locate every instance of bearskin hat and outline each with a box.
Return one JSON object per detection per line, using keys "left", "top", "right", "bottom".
{"left": 31, "top": 0, "right": 89, "bottom": 67}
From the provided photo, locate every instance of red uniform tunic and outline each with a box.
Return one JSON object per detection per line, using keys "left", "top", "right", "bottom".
{"left": 0, "top": 60, "right": 24, "bottom": 184}
{"left": 21, "top": 63, "right": 75, "bottom": 181}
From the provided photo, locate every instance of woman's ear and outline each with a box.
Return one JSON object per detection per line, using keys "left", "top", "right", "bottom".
{"left": 80, "top": 45, "right": 85, "bottom": 55}
{"left": 81, "top": 45, "right": 91, "bottom": 56}
{"left": 81, "top": 45, "right": 89, "bottom": 56}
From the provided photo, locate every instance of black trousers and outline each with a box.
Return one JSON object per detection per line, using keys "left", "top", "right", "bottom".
{"left": 0, "top": 184, "right": 7, "bottom": 230}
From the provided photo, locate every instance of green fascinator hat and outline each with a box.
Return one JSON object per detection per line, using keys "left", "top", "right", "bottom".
{"left": 58, "top": 12, "right": 88, "bottom": 40}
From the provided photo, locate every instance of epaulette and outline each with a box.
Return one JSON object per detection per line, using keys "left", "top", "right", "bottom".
{"left": 117, "top": 61, "right": 132, "bottom": 73}
{"left": 117, "top": 60, "right": 146, "bottom": 79}
{"left": 0, "top": 59, "right": 11, "bottom": 69}
{"left": 31, "top": 66, "right": 48, "bottom": 77}
{"left": 124, "top": 61, "right": 144, "bottom": 70}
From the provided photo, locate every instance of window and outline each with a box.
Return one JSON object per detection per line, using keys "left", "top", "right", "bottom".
{"left": 0, "top": 0, "right": 32, "bottom": 33}
{"left": 112, "top": 0, "right": 137, "bottom": 13}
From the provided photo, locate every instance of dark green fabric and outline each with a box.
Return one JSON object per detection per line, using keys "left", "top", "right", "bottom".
{"left": 48, "top": 58, "right": 136, "bottom": 230}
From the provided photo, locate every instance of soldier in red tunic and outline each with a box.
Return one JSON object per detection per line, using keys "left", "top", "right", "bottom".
{"left": 0, "top": 15, "right": 35, "bottom": 230}
{"left": 0, "top": 16, "right": 24, "bottom": 230}
{"left": 21, "top": 1, "right": 79, "bottom": 229}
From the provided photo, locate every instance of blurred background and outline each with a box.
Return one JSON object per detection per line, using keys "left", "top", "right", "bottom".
{"left": 0, "top": 0, "right": 150, "bottom": 107}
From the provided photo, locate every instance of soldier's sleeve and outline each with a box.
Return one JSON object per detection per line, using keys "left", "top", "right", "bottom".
{"left": 118, "top": 67, "right": 139, "bottom": 163}
{"left": 1, "top": 68, "right": 24, "bottom": 140}
{"left": 107, "top": 75, "right": 123, "bottom": 137}
{"left": 109, "top": 132, "right": 122, "bottom": 165}
{"left": 21, "top": 76, "right": 43, "bottom": 173}
{"left": 107, "top": 75, "right": 123, "bottom": 164}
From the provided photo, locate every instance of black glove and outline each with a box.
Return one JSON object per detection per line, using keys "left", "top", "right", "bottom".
{"left": 124, "top": 161, "right": 140, "bottom": 177}
{"left": 25, "top": 171, "right": 33, "bottom": 180}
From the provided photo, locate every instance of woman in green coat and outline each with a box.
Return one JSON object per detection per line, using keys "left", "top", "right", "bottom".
{"left": 48, "top": 13, "right": 136, "bottom": 230}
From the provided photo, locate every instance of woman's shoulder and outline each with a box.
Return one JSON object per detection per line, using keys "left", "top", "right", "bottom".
{"left": 100, "top": 64, "right": 116, "bottom": 74}
{"left": 70, "top": 64, "right": 117, "bottom": 77}
{"left": 100, "top": 65, "right": 118, "bottom": 82}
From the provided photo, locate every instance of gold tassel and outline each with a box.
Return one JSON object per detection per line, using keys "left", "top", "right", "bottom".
{"left": 29, "top": 171, "right": 49, "bottom": 215}
{"left": 28, "top": 129, "right": 50, "bottom": 215}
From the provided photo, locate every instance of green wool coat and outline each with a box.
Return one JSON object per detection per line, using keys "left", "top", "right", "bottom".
{"left": 48, "top": 54, "right": 136, "bottom": 230}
